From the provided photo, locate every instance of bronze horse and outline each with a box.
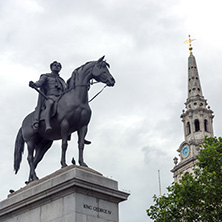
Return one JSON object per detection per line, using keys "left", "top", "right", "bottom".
{"left": 14, "top": 56, "right": 115, "bottom": 183}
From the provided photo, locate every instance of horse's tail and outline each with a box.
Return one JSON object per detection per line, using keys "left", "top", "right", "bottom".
{"left": 14, "top": 127, "right": 25, "bottom": 174}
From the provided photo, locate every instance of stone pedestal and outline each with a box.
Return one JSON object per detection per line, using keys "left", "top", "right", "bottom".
{"left": 0, "top": 165, "right": 129, "bottom": 222}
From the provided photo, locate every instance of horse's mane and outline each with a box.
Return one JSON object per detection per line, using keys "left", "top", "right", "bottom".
{"left": 55, "top": 59, "right": 110, "bottom": 104}
{"left": 66, "top": 59, "right": 110, "bottom": 91}
{"left": 66, "top": 61, "right": 93, "bottom": 90}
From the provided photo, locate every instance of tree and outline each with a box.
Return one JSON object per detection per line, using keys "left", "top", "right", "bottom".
{"left": 147, "top": 137, "right": 222, "bottom": 221}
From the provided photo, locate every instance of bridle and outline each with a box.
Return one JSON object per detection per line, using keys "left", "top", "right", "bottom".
{"left": 73, "top": 63, "right": 108, "bottom": 103}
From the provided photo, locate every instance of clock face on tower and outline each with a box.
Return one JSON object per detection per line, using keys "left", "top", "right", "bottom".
{"left": 181, "top": 144, "right": 190, "bottom": 159}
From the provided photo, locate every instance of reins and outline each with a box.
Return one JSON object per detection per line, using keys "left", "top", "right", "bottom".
{"left": 73, "top": 81, "right": 107, "bottom": 103}
{"left": 88, "top": 84, "right": 107, "bottom": 103}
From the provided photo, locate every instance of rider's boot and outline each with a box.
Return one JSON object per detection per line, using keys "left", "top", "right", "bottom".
{"left": 45, "top": 124, "right": 52, "bottom": 133}
{"left": 84, "top": 139, "right": 91, "bottom": 145}
{"left": 45, "top": 120, "right": 52, "bottom": 132}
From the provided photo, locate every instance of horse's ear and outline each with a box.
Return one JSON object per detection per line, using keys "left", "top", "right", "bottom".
{"left": 97, "top": 56, "right": 105, "bottom": 63}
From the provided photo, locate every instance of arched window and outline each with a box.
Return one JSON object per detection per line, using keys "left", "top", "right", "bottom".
{"left": 194, "top": 119, "right": 200, "bottom": 132}
{"left": 204, "top": 119, "right": 208, "bottom": 132}
{"left": 186, "top": 122, "right": 191, "bottom": 135}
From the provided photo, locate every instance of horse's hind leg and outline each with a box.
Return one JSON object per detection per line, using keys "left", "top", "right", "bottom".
{"left": 33, "top": 140, "right": 53, "bottom": 169}
{"left": 61, "top": 137, "right": 68, "bottom": 168}
{"left": 78, "top": 126, "right": 88, "bottom": 167}
{"left": 60, "top": 121, "right": 69, "bottom": 168}
{"left": 27, "top": 141, "right": 38, "bottom": 182}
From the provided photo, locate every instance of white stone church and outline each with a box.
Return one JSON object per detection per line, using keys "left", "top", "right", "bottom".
{"left": 171, "top": 36, "right": 214, "bottom": 182}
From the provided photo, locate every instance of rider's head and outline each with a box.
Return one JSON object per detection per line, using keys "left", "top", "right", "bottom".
{"left": 50, "top": 61, "right": 62, "bottom": 73}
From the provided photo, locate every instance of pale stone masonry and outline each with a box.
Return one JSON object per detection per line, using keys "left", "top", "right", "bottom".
{"left": 171, "top": 43, "right": 214, "bottom": 182}
{"left": 0, "top": 165, "right": 129, "bottom": 222}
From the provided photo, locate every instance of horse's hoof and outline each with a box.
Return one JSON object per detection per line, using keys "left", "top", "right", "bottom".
{"left": 79, "top": 162, "right": 88, "bottom": 167}
{"left": 25, "top": 176, "right": 38, "bottom": 185}
{"left": 61, "top": 164, "right": 68, "bottom": 168}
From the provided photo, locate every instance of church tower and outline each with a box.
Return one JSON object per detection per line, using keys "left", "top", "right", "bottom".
{"left": 171, "top": 36, "right": 214, "bottom": 182}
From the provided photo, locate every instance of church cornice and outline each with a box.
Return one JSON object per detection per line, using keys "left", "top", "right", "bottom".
{"left": 171, "top": 156, "right": 197, "bottom": 173}
{"left": 180, "top": 108, "right": 214, "bottom": 119}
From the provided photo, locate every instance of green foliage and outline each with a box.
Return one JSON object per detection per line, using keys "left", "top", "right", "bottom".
{"left": 147, "top": 137, "right": 222, "bottom": 222}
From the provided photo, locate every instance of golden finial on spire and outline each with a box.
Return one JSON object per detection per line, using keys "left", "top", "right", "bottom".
{"left": 184, "top": 35, "right": 196, "bottom": 55}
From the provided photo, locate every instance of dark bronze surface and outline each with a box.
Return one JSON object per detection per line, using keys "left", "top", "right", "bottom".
{"left": 14, "top": 56, "right": 115, "bottom": 183}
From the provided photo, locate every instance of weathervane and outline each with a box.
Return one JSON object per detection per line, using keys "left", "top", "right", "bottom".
{"left": 184, "top": 35, "right": 196, "bottom": 55}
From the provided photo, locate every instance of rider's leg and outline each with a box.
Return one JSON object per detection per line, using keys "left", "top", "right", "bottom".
{"left": 44, "top": 99, "right": 54, "bottom": 132}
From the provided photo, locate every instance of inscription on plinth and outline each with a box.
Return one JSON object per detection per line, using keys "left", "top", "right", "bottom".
{"left": 75, "top": 192, "right": 117, "bottom": 221}
{"left": 83, "top": 204, "right": 112, "bottom": 215}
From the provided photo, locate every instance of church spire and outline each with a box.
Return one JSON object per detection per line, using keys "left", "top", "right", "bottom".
{"left": 184, "top": 36, "right": 203, "bottom": 101}
{"left": 184, "top": 36, "right": 204, "bottom": 102}
{"left": 187, "top": 53, "right": 203, "bottom": 99}
{"left": 182, "top": 35, "right": 214, "bottom": 141}
{"left": 171, "top": 36, "right": 214, "bottom": 183}
{"left": 183, "top": 36, "right": 207, "bottom": 113}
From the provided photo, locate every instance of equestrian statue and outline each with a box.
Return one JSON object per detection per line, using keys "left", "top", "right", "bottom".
{"left": 14, "top": 56, "right": 115, "bottom": 183}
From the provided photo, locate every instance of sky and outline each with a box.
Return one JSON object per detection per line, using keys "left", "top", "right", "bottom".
{"left": 1, "top": 0, "right": 222, "bottom": 221}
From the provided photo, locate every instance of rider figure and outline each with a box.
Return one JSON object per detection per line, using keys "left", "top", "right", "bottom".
{"left": 29, "top": 61, "right": 66, "bottom": 132}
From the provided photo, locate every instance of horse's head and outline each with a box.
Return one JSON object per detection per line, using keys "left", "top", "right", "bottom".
{"left": 92, "top": 56, "right": 115, "bottom": 87}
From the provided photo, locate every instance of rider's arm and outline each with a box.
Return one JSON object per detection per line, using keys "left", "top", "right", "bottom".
{"left": 33, "top": 74, "right": 47, "bottom": 88}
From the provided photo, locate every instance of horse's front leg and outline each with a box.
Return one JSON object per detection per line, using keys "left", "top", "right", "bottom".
{"left": 61, "top": 121, "right": 69, "bottom": 168}
{"left": 78, "top": 126, "right": 88, "bottom": 167}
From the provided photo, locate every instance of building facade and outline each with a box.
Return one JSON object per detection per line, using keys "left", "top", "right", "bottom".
{"left": 171, "top": 37, "right": 214, "bottom": 182}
